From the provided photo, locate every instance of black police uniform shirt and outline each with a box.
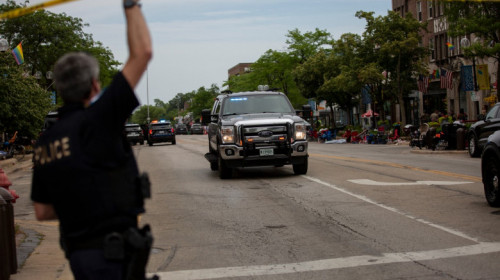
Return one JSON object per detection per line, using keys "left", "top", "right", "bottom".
{"left": 31, "top": 72, "right": 144, "bottom": 243}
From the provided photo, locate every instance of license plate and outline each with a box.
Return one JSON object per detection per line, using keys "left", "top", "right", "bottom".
{"left": 259, "top": 148, "right": 274, "bottom": 156}
{"left": 158, "top": 130, "right": 165, "bottom": 134}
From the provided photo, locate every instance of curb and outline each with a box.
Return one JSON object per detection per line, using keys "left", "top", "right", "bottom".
{"left": 16, "top": 227, "right": 42, "bottom": 269}
{"left": 410, "top": 148, "right": 468, "bottom": 154}
{"left": 0, "top": 157, "right": 33, "bottom": 175}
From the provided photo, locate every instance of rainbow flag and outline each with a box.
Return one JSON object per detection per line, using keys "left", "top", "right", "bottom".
{"left": 11, "top": 42, "right": 24, "bottom": 65}
{"left": 446, "top": 42, "right": 455, "bottom": 50}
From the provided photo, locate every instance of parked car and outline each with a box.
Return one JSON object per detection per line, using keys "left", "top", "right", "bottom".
{"left": 190, "top": 123, "right": 204, "bottom": 134}
{"left": 175, "top": 123, "right": 188, "bottom": 134}
{"left": 481, "top": 130, "right": 500, "bottom": 207}
{"left": 124, "top": 123, "right": 144, "bottom": 145}
{"left": 468, "top": 102, "right": 500, "bottom": 157}
{"left": 148, "top": 120, "right": 176, "bottom": 145}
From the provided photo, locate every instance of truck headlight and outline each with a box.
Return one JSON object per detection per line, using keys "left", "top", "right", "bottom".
{"left": 294, "top": 123, "right": 307, "bottom": 141}
{"left": 221, "top": 126, "right": 235, "bottom": 144}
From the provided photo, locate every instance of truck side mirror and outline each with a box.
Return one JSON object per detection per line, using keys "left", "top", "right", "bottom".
{"left": 201, "top": 109, "right": 213, "bottom": 125}
{"left": 302, "top": 105, "right": 312, "bottom": 118}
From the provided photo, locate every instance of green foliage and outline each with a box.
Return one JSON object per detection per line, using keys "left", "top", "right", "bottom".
{"left": 356, "top": 10, "right": 428, "bottom": 124}
{"left": 225, "top": 28, "right": 333, "bottom": 109}
{"left": 286, "top": 28, "right": 333, "bottom": 63}
{"left": 130, "top": 105, "right": 166, "bottom": 125}
{"left": 445, "top": 2, "right": 500, "bottom": 99}
{"left": 251, "top": 49, "right": 297, "bottom": 96}
{"left": 0, "top": 52, "right": 52, "bottom": 138}
{"left": 189, "top": 84, "right": 219, "bottom": 119}
{"left": 0, "top": 0, "right": 120, "bottom": 138}
{"left": 0, "top": 0, "right": 120, "bottom": 89}
{"left": 132, "top": 85, "right": 219, "bottom": 123}
{"left": 445, "top": 2, "right": 500, "bottom": 51}
{"left": 224, "top": 72, "right": 260, "bottom": 93}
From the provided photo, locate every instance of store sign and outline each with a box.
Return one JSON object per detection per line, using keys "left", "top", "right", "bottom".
{"left": 434, "top": 18, "right": 448, "bottom": 33}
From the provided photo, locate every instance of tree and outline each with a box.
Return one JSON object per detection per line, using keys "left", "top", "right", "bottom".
{"left": 224, "top": 71, "right": 260, "bottom": 93}
{"left": 294, "top": 50, "right": 340, "bottom": 127}
{"left": 0, "top": 0, "right": 120, "bottom": 90}
{"left": 320, "top": 33, "right": 364, "bottom": 126}
{"left": 0, "top": 51, "right": 52, "bottom": 138}
{"left": 189, "top": 85, "right": 219, "bottom": 121}
{"left": 356, "top": 10, "right": 428, "bottom": 125}
{"left": 130, "top": 105, "right": 166, "bottom": 125}
{"left": 286, "top": 28, "right": 333, "bottom": 63}
{"left": 251, "top": 50, "right": 297, "bottom": 96}
{"left": 294, "top": 34, "right": 364, "bottom": 127}
{"left": 0, "top": 0, "right": 121, "bottom": 139}
{"left": 445, "top": 2, "right": 500, "bottom": 100}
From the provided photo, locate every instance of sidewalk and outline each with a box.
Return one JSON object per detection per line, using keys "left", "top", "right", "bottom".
{"left": 1, "top": 157, "right": 73, "bottom": 280}
{"left": 12, "top": 220, "right": 72, "bottom": 280}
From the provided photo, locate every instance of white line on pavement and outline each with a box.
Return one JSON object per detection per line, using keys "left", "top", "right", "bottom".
{"left": 151, "top": 175, "right": 488, "bottom": 279}
{"left": 304, "top": 175, "right": 479, "bottom": 242}
{"left": 348, "top": 179, "right": 473, "bottom": 186}
{"left": 152, "top": 242, "right": 500, "bottom": 279}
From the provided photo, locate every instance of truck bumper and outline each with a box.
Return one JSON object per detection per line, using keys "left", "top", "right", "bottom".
{"left": 213, "top": 141, "right": 308, "bottom": 168}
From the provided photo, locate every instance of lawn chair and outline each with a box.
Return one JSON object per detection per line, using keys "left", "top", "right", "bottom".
{"left": 388, "top": 127, "right": 399, "bottom": 142}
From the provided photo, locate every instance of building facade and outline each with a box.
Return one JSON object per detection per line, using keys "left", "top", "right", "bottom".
{"left": 393, "top": 0, "right": 497, "bottom": 122}
{"left": 228, "top": 63, "right": 253, "bottom": 78}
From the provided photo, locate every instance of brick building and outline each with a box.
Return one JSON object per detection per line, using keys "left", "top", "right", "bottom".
{"left": 393, "top": 0, "right": 497, "bottom": 122}
{"left": 228, "top": 63, "right": 253, "bottom": 78}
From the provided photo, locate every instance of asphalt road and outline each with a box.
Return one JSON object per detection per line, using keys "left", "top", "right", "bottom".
{"left": 132, "top": 135, "right": 499, "bottom": 280}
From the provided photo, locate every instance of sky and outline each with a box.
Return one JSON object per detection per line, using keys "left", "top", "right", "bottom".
{"left": 5, "top": 0, "right": 391, "bottom": 106}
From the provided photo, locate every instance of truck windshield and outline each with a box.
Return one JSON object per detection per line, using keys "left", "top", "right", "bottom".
{"left": 222, "top": 95, "right": 293, "bottom": 116}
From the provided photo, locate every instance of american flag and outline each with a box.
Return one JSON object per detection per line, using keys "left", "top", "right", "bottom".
{"left": 417, "top": 75, "right": 429, "bottom": 93}
{"left": 440, "top": 69, "right": 453, "bottom": 89}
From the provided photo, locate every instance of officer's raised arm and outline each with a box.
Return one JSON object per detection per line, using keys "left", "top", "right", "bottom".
{"left": 121, "top": 0, "right": 152, "bottom": 89}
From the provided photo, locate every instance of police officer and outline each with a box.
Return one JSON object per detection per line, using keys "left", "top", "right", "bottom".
{"left": 31, "top": 0, "right": 152, "bottom": 279}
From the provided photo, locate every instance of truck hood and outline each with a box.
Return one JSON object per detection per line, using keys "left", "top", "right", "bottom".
{"left": 221, "top": 113, "right": 304, "bottom": 126}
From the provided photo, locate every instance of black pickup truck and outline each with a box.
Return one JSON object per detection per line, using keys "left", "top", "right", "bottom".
{"left": 201, "top": 91, "right": 310, "bottom": 179}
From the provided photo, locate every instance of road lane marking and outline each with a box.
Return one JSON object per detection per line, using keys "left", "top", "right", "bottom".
{"left": 152, "top": 242, "right": 500, "bottom": 279}
{"left": 348, "top": 179, "right": 473, "bottom": 186}
{"left": 152, "top": 176, "right": 488, "bottom": 279}
{"left": 309, "top": 153, "right": 481, "bottom": 182}
{"left": 303, "top": 175, "right": 479, "bottom": 243}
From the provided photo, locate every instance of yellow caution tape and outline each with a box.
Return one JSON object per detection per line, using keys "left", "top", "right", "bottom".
{"left": 0, "top": 0, "right": 79, "bottom": 20}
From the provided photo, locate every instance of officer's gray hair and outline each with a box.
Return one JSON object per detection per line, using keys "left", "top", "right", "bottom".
{"left": 54, "top": 52, "right": 100, "bottom": 104}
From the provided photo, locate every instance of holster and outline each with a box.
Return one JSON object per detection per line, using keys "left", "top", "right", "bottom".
{"left": 123, "top": 225, "right": 153, "bottom": 280}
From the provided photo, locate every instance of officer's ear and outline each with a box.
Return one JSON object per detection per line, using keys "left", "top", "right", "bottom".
{"left": 83, "top": 78, "right": 101, "bottom": 106}
{"left": 90, "top": 78, "right": 101, "bottom": 95}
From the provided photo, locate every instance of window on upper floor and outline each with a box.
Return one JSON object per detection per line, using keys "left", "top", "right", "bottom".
{"left": 438, "top": 2, "right": 444, "bottom": 16}
{"left": 416, "top": 1, "right": 422, "bottom": 21}
{"left": 428, "top": 1, "right": 434, "bottom": 19}
{"left": 429, "top": 38, "right": 435, "bottom": 60}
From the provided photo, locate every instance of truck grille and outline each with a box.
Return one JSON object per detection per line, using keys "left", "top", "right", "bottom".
{"left": 239, "top": 124, "right": 292, "bottom": 157}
